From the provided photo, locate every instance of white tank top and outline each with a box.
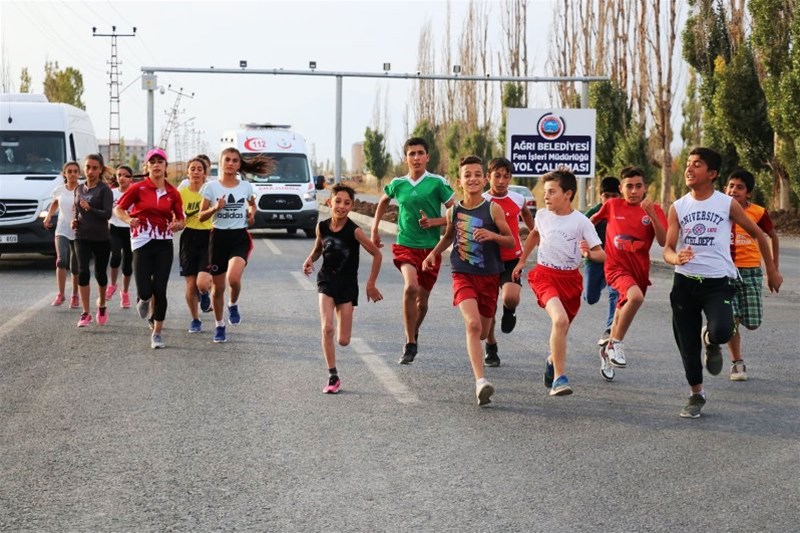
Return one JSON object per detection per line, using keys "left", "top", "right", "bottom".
{"left": 674, "top": 190, "right": 737, "bottom": 278}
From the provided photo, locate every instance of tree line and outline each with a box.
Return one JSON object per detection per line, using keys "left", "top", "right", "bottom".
{"left": 362, "top": 0, "right": 798, "bottom": 210}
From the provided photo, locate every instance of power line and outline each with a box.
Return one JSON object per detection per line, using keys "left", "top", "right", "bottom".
{"left": 93, "top": 26, "right": 137, "bottom": 166}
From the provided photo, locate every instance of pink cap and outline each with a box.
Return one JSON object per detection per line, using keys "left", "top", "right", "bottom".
{"left": 145, "top": 148, "right": 168, "bottom": 162}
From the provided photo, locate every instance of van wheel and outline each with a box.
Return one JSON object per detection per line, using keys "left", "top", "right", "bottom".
{"left": 287, "top": 228, "right": 297, "bottom": 235}
{"left": 304, "top": 228, "right": 315, "bottom": 238}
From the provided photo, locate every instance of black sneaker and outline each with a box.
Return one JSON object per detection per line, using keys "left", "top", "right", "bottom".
{"left": 543, "top": 359, "right": 555, "bottom": 388}
{"left": 399, "top": 343, "right": 418, "bottom": 365}
{"left": 484, "top": 342, "right": 501, "bottom": 367}
{"left": 702, "top": 326, "right": 723, "bottom": 375}
{"left": 679, "top": 393, "right": 707, "bottom": 418}
{"left": 500, "top": 306, "right": 517, "bottom": 334}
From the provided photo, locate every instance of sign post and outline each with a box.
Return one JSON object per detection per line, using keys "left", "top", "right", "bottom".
{"left": 506, "top": 108, "right": 596, "bottom": 210}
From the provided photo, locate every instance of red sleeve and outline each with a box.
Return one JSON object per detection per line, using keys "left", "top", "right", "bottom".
{"left": 170, "top": 187, "right": 185, "bottom": 221}
{"left": 594, "top": 200, "right": 611, "bottom": 222}
{"left": 757, "top": 210, "right": 774, "bottom": 233}
{"left": 654, "top": 204, "right": 668, "bottom": 228}
{"left": 116, "top": 182, "right": 138, "bottom": 211}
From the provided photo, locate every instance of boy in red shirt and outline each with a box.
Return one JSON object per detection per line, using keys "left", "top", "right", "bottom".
{"left": 481, "top": 157, "right": 535, "bottom": 367}
{"left": 724, "top": 169, "right": 780, "bottom": 381}
{"left": 590, "top": 166, "right": 667, "bottom": 379}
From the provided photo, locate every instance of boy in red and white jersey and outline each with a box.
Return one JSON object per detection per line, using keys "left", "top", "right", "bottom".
{"left": 480, "top": 157, "right": 534, "bottom": 367}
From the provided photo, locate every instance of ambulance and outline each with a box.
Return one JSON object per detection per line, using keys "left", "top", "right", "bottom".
{"left": 219, "top": 124, "right": 323, "bottom": 237}
{"left": 0, "top": 94, "right": 98, "bottom": 257}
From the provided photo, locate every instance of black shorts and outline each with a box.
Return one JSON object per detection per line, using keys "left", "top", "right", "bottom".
{"left": 179, "top": 227, "right": 210, "bottom": 277}
{"left": 499, "top": 259, "right": 522, "bottom": 286}
{"left": 209, "top": 228, "right": 252, "bottom": 275}
{"left": 318, "top": 277, "right": 359, "bottom": 306}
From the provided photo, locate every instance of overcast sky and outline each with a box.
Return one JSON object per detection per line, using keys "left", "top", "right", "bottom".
{"left": 1, "top": 0, "right": 557, "bottom": 166}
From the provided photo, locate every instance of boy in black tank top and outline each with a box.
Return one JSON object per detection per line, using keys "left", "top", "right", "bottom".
{"left": 303, "top": 184, "right": 384, "bottom": 394}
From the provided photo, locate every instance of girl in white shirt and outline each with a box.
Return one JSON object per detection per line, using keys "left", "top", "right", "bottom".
{"left": 44, "top": 161, "right": 81, "bottom": 307}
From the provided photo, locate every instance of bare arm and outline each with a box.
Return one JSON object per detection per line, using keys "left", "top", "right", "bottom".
{"left": 512, "top": 224, "right": 540, "bottom": 280}
{"left": 370, "top": 194, "right": 391, "bottom": 247}
{"left": 422, "top": 207, "right": 455, "bottom": 271}
{"left": 354, "top": 227, "right": 383, "bottom": 302}
{"left": 641, "top": 199, "right": 667, "bottom": 247}
{"left": 481, "top": 202, "right": 515, "bottom": 249}
{"left": 44, "top": 198, "right": 59, "bottom": 228}
{"left": 520, "top": 204, "right": 535, "bottom": 231}
{"left": 663, "top": 205, "right": 694, "bottom": 266}
{"left": 767, "top": 228, "right": 780, "bottom": 270}
{"left": 302, "top": 225, "right": 323, "bottom": 276}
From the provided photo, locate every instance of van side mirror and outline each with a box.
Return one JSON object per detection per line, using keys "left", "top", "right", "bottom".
{"left": 314, "top": 175, "right": 325, "bottom": 190}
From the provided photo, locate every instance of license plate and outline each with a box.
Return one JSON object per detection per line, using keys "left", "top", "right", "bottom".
{"left": 0, "top": 234, "right": 18, "bottom": 243}
{"left": 269, "top": 213, "right": 294, "bottom": 220}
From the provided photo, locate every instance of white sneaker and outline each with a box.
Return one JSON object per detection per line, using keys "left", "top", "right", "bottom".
{"left": 476, "top": 380, "right": 495, "bottom": 406}
{"left": 730, "top": 360, "right": 748, "bottom": 381}
{"left": 607, "top": 340, "right": 627, "bottom": 368}
{"left": 599, "top": 345, "right": 615, "bottom": 381}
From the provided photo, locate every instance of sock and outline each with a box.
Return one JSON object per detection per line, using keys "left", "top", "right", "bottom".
{"left": 694, "top": 389, "right": 706, "bottom": 399}
{"left": 216, "top": 320, "right": 225, "bottom": 327}
{"left": 611, "top": 338, "right": 622, "bottom": 344}
{"left": 229, "top": 300, "right": 238, "bottom": 307}
{"left": 476, "top": 377, "right": 488, "bottom": 387}
{"left": 329, "top": 367, "right": 338, "bottom": 376}
{"left": 503, "top": 305, "right": 514, "bottom": 315}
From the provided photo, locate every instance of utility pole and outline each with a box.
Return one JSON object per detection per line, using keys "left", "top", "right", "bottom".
{"left": 159, "top": 85, "right": 194, "bottom": 160}
{"left": 92, "top": 25, "right": 136, "bottom": 166}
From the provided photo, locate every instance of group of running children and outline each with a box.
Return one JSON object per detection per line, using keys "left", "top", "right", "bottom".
{"left": 304, "top": 138, "right": 782, "bottom": 419}
{"left": 46, "top": 138, "right": 782, "bottom": 418}
{"left": 46, "top": 146, "right": 270, "bottom": 349}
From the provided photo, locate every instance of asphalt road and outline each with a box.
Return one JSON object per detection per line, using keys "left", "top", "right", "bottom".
{"left": 1, "top": 222, "right": 798, "bottom": 531}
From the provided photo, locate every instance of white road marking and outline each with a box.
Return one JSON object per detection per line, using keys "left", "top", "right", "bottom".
{"left": 0, "top": 294, "right": 52, "bottom": 343}
{"left": 291, "top": 271, "right": 315, "bottom": 291}
{"left": 350, "top": 337, "right": 419, "bottom": 404}
{"left": 262, "top": 239, "right": 282, "bottom": 255}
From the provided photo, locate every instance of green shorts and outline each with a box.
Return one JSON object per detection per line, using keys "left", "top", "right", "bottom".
{"left": 732, "top": 267, "right": 763, "bottom": 329}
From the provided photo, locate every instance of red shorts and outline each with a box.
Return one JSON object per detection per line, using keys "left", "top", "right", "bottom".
{"left": 452, "top": 272, "right": 500, "bottom": 318}
{"left": 606, "top": 270, "right": 649, "bottom": 308}
{"left": 392, "top": 244, "right": 440, "bottom": 292}
{"left": 527, "top": 264, "right": 583, "bottom": 323}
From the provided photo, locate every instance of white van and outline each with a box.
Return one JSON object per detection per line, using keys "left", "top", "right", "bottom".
{"left": 220, "top": 123, "right": 323, "bottom": 237}
{"left": 0, "top": 94, "right": 98, "bottom": 256}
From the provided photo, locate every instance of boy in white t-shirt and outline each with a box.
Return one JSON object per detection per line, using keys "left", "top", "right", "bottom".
{"left": 513, "top": 168, "right": 604, "bottom": 396}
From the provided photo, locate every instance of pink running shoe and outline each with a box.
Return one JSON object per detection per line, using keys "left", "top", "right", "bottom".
{"left": 120, "top": 291, "right": 131, "bottom": 309}
{"left": 322, "top": 375, "right": 341, "bottom": 394}
{"left": 105, "top": 284, "right": 117, "bottom": 300}
{"left": 69, "top": 294, "right": 80, "bottom": 309}
{"left": 52, "top": 293, "right": 65, "bottom": 306}
{"left": 77, "top": 312, "right": 92, "bottom": 327}
{"left": 96, "top": 307, "right": 108, "bottom": 325}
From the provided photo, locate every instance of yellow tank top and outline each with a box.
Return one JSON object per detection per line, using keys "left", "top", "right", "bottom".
{"left": 179, "top": 186, "right": 213, "bottom": 230}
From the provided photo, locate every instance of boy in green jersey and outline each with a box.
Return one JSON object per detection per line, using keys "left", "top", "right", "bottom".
{"left": 371, "top": 137, "right": 455, "bottom": 364}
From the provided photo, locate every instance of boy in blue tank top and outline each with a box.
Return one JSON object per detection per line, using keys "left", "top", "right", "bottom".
{"left": 422, "top": 156, "right": 515, "bottom": 407}
{"left": 663, "top": 147, "right": 782, "bottom": 419}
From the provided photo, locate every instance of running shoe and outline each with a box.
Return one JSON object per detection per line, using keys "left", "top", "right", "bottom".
{"left": 606, "top": 340, "right": 627, "bottom": 368}
{"left": 599, "top": 345, "right": 615, "bottom": 381}
{"left": 549, "top": 375, "right": 573, "bottom": 396}
{"left": 730, "top": 360, "right": 748, "bottom": 381}
{"left": 105, "top": 284, "right": 117, "bottom": 300}
{"left": 52, "top": 293, "right": 65, "bottom": 306}
{"left": 77, "top": 312, "right": 92, "bottom": 327}
{"left": 476, "top": 380, "right": 495, "bottom": 406}
{"left": 96, "top": 307, "right": 108, "bottom": 326}
{"left": 228, "top": 304, "right": 241, "bottom": 325}
{"left": 323, "top": 375, "right": 341, "bottom": 394}
{"left": 199, "top": 291, "right": 212, "bottom": 313}
{"left": 137, "top": 298, "right": 150, "bottom": 320}
{"left": 188, "top": 318, "right": 202, "bottom": 333}
{"left": 69, "top": 294, "right": 80, "bottom": 309}
{"left": 120, "top": 291, "right": 131, "bottom": 309}
{"left": 543, "top": 359, "right": 555, "bottom": 388}
{"left": 398, "top": 342, "right": 417, "bottom": 364}
{"left": 597, "top": 329, "right": 611, "bottom": 346}
{"left": 484, "top": 342, "right": 501, "bottom": 367}
{"left": 151, "top": 333, "right": 165, "bottom": 349}
{"left": 702, "top": 326, "right": 723, "bottom": 375}
{"left": 500, "top": 306, "right": 517, "bottom": 334}
{"left": 679, "top": 393, "right": 706, "bottom": 419}
{"left": 213, "top": 326, "right": 227, "bottom": 343}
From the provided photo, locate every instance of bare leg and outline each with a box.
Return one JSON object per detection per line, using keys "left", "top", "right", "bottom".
{"left": 319, "top": 295, "right": 337, "bottom": 370}
{"left": 185, "top": 275, "right": 199, "bottom": 320}
{"left": 399, "top": 264, "right": 422, "bottom": 343}
{"left": 335, "top": 302, "right": 354, "bottom": 347}
{"left": 56, "top": 267, "right": 67, "bottom": 296}
{"left": 226, "top": 257, "right": 247, "bottom": 304}
{"left": 212, "top": 274, "right": 226, "bottom": 322}
{"left": 610, "top": 286, "right": 645, "bottom": 341}
{"left": 458, "top": 299, "right": 485, "bottom": 380}
{"left": 544, "top": 297, "right": 571, "bottom": 378}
